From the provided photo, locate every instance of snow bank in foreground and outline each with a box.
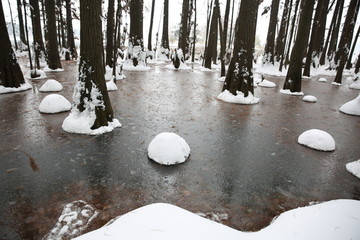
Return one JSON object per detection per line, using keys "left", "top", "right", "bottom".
{"left": 298, "top": 129, "right": 335, "bottom": 151}
{"left": 331, "top": 82, "right": 341, "bottom": 86}
{"left": 258, "top": 80, "right": 276, "bottom": 88}
{"left": 346, "top": 159, "right": 360, "bottom": 179}
{"left": 24, "top": 69, "right": 47, "bottom": 79}
{"left": 147, "top": 132, "right": 190, "bottom": 165}
{"left": 39, "top": 79, "right": 63, "bottom": 92}
{"left": 74, "top": 200, "right": 360, "bottom": 240}
{"left": 218, "top": 90, "right": 260, "bottom": 104}
{"left": 44, "top": 200, "right": 98, "bottom": 240}
{"left": 280, "top": 89, "right": 304, "bottom": 96}
{"left": 302, "top": 95, "right": 317, "bottom": 103}
{"left": 0, "top": 82, "right": 32, "bottom": 94}
{"left": 39, "top": 94, "right": 71, "bottom": 113}
{"left": 106, "top": 80, "right": 118, "bottom": 91}
{"left": 339, "top": 93, "right": 360, "bottom": 116}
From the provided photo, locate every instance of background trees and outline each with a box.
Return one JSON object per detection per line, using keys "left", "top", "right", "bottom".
{"left": 45, "top": 0, "right": 62, "bottom": 69}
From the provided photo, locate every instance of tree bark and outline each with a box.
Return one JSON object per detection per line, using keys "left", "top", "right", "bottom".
{"left": 65, "top": 0, "right": 77, "bottom": 60}
{"left": 274, "top": 0, "right": 291, "bottom": 63}
{"left": 129, "top": 0, "right": 144, "bottom": 66}
{"left": 0, "top": 2, "right": 25, "bottom": 88}
{"left": 45, "top": 0, "right": 62, "bottom": 69}
{"left": 191, "top": 0, "right": 197, "bottom": 62}
{"left": 283, "top": 0, "right": 315, "bottom": 93}
{"left": 178, "top": 0, "right": 190, "bottom": 56}
{"left": 346, "top": 25, "right": 360, "bottom": 69}
{"left": 263, "top": 0, "right": 280, "bottom": 65}
{"left": 7, "top": 0, "right": 18, "bottom": 50}
{"left": 17, "top": 0, "right": 27, "bottom": 45}
{"left": 148, "top": 0, "right": 155, "bottom": 52}
{"left": 204, "top": 5, "right": 218, "bottom": 69}
{"left": 327, "top": 0, "right": 344, "bottom": 64}
{"left": 161, "top": 0, "right": 169, "bottom": 57}
{"left": 105, "top": 0, "right": 115, "bottom": 66}
{"left": 30, "top": 0, "right": 46, "bottom": 68}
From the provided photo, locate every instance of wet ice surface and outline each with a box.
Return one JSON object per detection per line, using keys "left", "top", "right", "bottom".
{"left": 1, "top": 60, "right": 360, "bottom": 239}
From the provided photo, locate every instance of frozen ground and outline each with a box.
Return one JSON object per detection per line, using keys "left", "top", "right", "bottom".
{"left": 0, "top": 59, "right": 359, "bottom": 239}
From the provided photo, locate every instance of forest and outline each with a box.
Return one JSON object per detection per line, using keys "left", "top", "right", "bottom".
{"left": 0, "top": 0, "right": 360, "bottom": 239}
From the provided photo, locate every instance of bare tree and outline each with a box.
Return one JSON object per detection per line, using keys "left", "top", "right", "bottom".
{"left": 263, "top": 0, "right": 280, "bottom": 65}
{"left": 45, "top": 0, "right": 62, "bottom": 69}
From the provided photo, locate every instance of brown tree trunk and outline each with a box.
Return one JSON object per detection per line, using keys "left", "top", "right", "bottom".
{"left": 65, "top": 0, "right": 77, "bottom": 60}
{"left": 0, "top": 2, "right": 25, "bottom": 88}
{"left": 129, "top": 0, "right": 144, "bottom": 66}
{"left": 346, "top": 25, "right": 360, "bottom": 69}
{"left": 204, "top": 5, "right": 218, "bottom": 69}
{"left": 30, "top": 0, "right": 46, "bottom": 69}
{"left": 106, "top": 0, "right": 115, "bottom": 66}
{"left": 7, "top": 0, "right": 18, "bottom": 50}
{"left": 148, "top": 0, "right": 155, "bottom": 52}
{"left": 283, "top": 0, "right": 315, "bottom": 93}
{"left": 327, "top": 0, "right": 344, "bottom": 65}
{"left": 263, "top": 0, "right": 280, "bottom": 65}
{"left": 275, "top": 0, "right": 291, "bottom": 63}
{"left": 45, "top": 0, "right": 62, "bottom": 69}
{"left": 191, "top": 0, "right": 197, "bottom": 62}
{"left": 161, "top": 0, "right": 169, "bottom": 57}
{"left": 178, "top": 0, "right": 190, "bottom": 56}
{"left": 17, "top": 0, "right": 27, "bottom": 45}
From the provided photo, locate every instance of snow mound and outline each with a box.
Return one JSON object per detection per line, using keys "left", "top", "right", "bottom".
{"left": 318, "top": 77, "right": 327, "bottom": 82}
{"left": 339, "top": 93, "right": 360, "bottom": 116}
{"left": 165, "top": 62, "right": 191, "bottom": 70}
{"left": 0, "top": 81, "right": 32, "bottom": 94}
{"left": 123, "top": 61, "right": 151, "bottom": 71}
{"left": 302, "top": 95, "right": 317, "bottom": 103}
{"left": 218, "top": 90, "right": 260, "bottom": 104}
{"left": 258, "top": 80, "right": 276, "bottom": 88}
{"left": 105, "top": 65, "right": 126, "bottom": 80}
{"left": 39, "top": 79, "right": 63, "bottom": 92}
{"left": 298, "top": 129, "right": 335, "bottom": 151}
{"left": 331, "top": 82, "right": 341, "bottom": 86}
{"left": 346, "top": 159, "right": 360, "bottom": 179}
{"left": 74, "top": 200, "right": 360, "bottom": 240}
{"left": 39, "top": 94, "right": 71, "bottom": 113}
{"left": 349, "top": 80, "right": 360, "bottom": 90}
{"left": 44, "top": 200, "right": 98, "bottom": 240}
{"left": 253, "top": 74, "right": 262, "bottom": 84}
{"left": 280, "top": 89, "right": 304, "bottom": 96}
{"left": 147, "top": 132, "right": 190, "bottom": 165}
{"left": 24, "top": 69, "right": 47, "bottom": 79}
{"left": 43, "top": 66, "right": 65, "bottom": 72}
{"left": 106, "top": 80, "right": 118, "bottom": 91}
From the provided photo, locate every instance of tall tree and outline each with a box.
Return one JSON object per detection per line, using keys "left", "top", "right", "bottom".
{"left": 0, "top": 1, "right": 26, "bottom": 88}
{"left": 160, "top": 0, "right": 169, "bottom": 58}
{"left": 147, "top": 0, "right": 155, "bottom": 52}
{"left": 204, "top": 5, "right": 218, "bottom": 69}
{"left": 222, "top": 0, "right": 260, "bottom": 97}
{"left": 65, "top": 0, "right": 77, "bottom": 60}
{"left": 327, "top": 0, "right": 344, "bottom": 65}
{"left": 105, "top": 0, "right": 115, "bottom": 66}
{"left": 346, "top": 25, "right": 360, "bottom": 69}
{"left": 30, "top": 0, "right": 46, "bottom": 68}
{"left": 16, "top": 0, "right": 27, "bottom": 45}
{"left": 128, "top": 0, "right": 144, "bottom": 66}
{"left": 333, "top": 0, "right": 360, "bottom": 84}
{"left": 263, "top": 0, "right": 280, "bottom": 65}
{"left": 303, "top": 0, "right": 330, "bottom": 76}
{"left": 7, "top": 0, "right": 18, "bottom": 50}
{"left": 45, "top": 0, "right": 62, "bottom": 69}
{"left": 191, "top": 0, "right": 197, "bottom": 62}
{"left": 282, "top": 0, "right": 315, "bottom": 93}
{"left": 178, "top": 0, "right": 190, "bottom": 57}
{"left": 274, "top": 0, "right": 291, "bottom": 63}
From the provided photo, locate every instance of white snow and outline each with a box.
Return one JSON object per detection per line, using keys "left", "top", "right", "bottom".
{"left": 339, "top": 93, "right": 360, "bottom": 116}
{"left": 39, "top": 79, "right": 63, "bottom": 92}
{"left": 43, "top": 66, "right": 65, "bottom": 72}
{"left": 39, "top": 94, "right": 72, "bottom": 114}
{"left": 74, "top": 200, "right": 360, "bottom": 240}
{"left": 318, "top": 77, "right": 327, "bottom": 82}
{"left": 165, "top": 62, "right": 192, "bottom": 70}
{"left": 258, "top": 79, "right": 276, "bottom": 88}
{"left": 24, "top": 69, "right": 47, "bottom": 79}
{"left": 346, "top": 159, "right": 360, "bottom": 179}
{"left": 218, "top": 90, "right": 260, "bottom": 105}
{"left": 331, "top": 82, "right": 341, "bottom": 86}
{"left": 104, "top": 65, "right": 126, "bottom": 80}
{"left": 218, "top": 76, "right": 225, "bottom": 82}
{"left": 0, "top": 81, "right": 32, "bottom": 94}
{"left": 147, "top": 132, "right": 190, "bottom": 165}
{"left": 253, "top": 74, "right": 263, "bottom": 84}
{"left": 302, "top": 95, "right": 317, "bottom": 103}
{"left": 280, "top": 89, "right": 304, "bottom": 96}
{"left": 122, "top": 62, "right": 151, "bottom": 71}
{"left": 106, "top": 79, "right": 118, "bottom": 91}
{"left": 298, "top": 129, "right": 335, "bottom": 151}
{"left": 349, "top": 80, "right": 360, "bottom": 90}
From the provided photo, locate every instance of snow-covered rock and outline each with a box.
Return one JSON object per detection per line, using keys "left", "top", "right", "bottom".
{"left": 147, "top": 132, "right": 190, "bottom": 165}
{"left": 302, "top": 95, "right": 317, "bottom": 103}
{"left": 218, "top": 90, "right": 260, "bottom": 104}
{"left": 74, "top": 200, "right": 360, "bottom": 240}
{"left": 39, "top": 94, "right": 71, "bottom": 113}
{"left": 280, "top": 89, "right": 304, "bottom": 96}
{"left": 39, "top": 79, "right": 63, "bottom": 92}
{"left": 318, "top": 77, "right": 327, "bottom": 82}
{"left": 106, "top": 80, "right": 118, "bottom": 91}
{"left": 258, "top": 80, "right": 276, "bottom": 88}
{"left": 0, "top": 81, "right": 32, "bottom": 94}
{"left": 298, "top": 129, "right": 335, "bottom": 151}
{"left": 339, "top": 93, "right": 360, "bottom": 116}
{"left": 346, "top": 159, "right": 360, "bottom": 179}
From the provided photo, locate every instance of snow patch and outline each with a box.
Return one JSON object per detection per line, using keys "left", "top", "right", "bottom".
{"left": 218, "top": 90, "right": 260, "bottom": 105}
{"left": 39, "top": 94, "right": 71, "bottom": 113}
{"left": 258, "top": 80, "right": 276, "bottom": 88}
{"left": 106, "top": 79, "right": 118, "bottom": 91}
{"left": 331, "top": 82, "right": 342, "bottom": 86}
{"left": 349, "top": 80, "right": 360, "bottom": 90}
{"left": 339, "top": 93, "right": 360, "bottom": 116}
{"left": 218, "top": 76, "right": 225, "bottom": 82}
{"left": 43, "top": 66, "right": 65, "bottom": 72}
{"left": 165, "top": 62, "right": 191, "bottom": 70}
{"left": 346, "top": 159, "right": 360, "bottom": 179}
{"left": 24, "top": 69, "right": 47, "bottom": 79}
{"left": 104, "top": 65, "right": 126, "bottom": 81}
{"left": 0, "top": 81, "right": 32, "bottom": 94}
{"left": 39, "top": 79, "right": 63, "bottom": 92}
{"left": 280, "top": 89, "right": 304, "bottom": 96}
{"left": 302, "top": 95, "right": 317, "bottom": 103}
{"left": 318, "top": 77, "right": 327, "bottom": 82}
{"left": 298, "top": 129, "right": 335, "bottom": 151}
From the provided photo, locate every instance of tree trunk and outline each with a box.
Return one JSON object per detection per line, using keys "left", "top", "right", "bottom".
{"left": 274, "top": 0, "right": 291, "bottom": 63}
{"left": 129, "top": 0, "right": 144, "bottom": 66}
{"left": 346, "top": 25, "right": 360, "bottom": 69}
{"left": 263, "top": 0, "right": 280, "bottom": 65}
{"left": 178, "top": 0, "right": 190, "bottom": 56}
{"left": 283, "top": 0, "right": 315, "bottom": 93}
{"left": 17, "top": 0, "right": 27, "bottom": 45}
{"left": 227, "top": 0, "right": 235, "bottom": 50}
{"left": 23, "top": 0, "right": 34, "bottom": 72}
{"left": 76, "top": 0, "right": 114, "bottom": 129}
{"left": 65, "top": 0, "right": 77, "bottom": 60}
{"left": 204, "top": 5, "right": 218, "bottom": 69}
{"left": 191, "top": 0, "right": 197, "bottom": 62}
{"left": 303, "top": 0, "right": 329, "bottom": 76}
{"left": 105, "top": 0, "right": 115, "bottom": 66}
{"left": 355, "top": 53, "right": 360, "bottom": 74}
{"left": 30, "top": 0, "right": 46, "bottom": 69}
{"left": 148, "top": 0, "right": 155, "bottom": 52}
{"left": 215, "top": 0, "right": 225, "bottom": 76}
{"left": 222, "top": 0, "right": 260, "bottom": 96}
{"left": 57, "top": 0, "right": 66, "bottom": 48}
{"left": 327, "top": 0, "right": 344, "bottom": 64}
{"left": 45, "top": 0, "right": 62, "bottom": 69}
{"left": 333, "top": 0, "right": 360, "bottom": 84}
{"left": 0, "top": 2, "right": 25, "bottom": 88}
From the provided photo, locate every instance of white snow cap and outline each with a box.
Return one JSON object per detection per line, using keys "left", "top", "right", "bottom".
{"left": 39, "top": 94, "right": 71, "bottom": 113}
{"left": 39, "top": 79, "right": 63, "bottom": 92}
{"left": 318, "top": 77, "right": 327, "bottom": 82}
{"left": 298, "top": 129, "right": 335, "bottom": 151}
{"left": 147, "top": 132, "right": 190, "bottom": 165}
{"left": 218, "top": 90, "right": 260, "bottom": 104}
{"left": 302, "top": 95, "right": 317, "bottom": 103}
{"left": 258, "top": 80, "right": 276, "bottom": 88}
{"left": 280, "top": 89, "right": 304, "bottom": 96}
{"left": 346, "top": 159, "right": 360, "bottom": 179}
{"left": 339, "top": 93, "right": 360, "bottom": 116}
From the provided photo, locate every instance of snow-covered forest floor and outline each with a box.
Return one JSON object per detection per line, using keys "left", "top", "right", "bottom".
{"left": 0, "top": 58, "right": 360, "bottom": 239}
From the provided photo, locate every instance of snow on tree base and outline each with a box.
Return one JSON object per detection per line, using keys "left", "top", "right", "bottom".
{"left": 39, "top": 94, "right": 71, "bottom": 113}
{"left": 43, "top": 66, "right": 65, "bottom": 72}
{"left": 339, "top": 93, "right": 360, "bottom": 116}
{"left": 106, "top": 80, "right": 118, "bottom": 91}
{"left": 298, "top": 129, "right": 335, "bottom": 151}
{"left": 218, "top": 90, "right": 260, "bottom": 105}
{"left": 123, "top": 61, "right": 151, "bottom": 71}
{"left": 0, "top": 82, "right": 32, "bottom": 94}
{"left": 24, "top": 69, "right": 47, "bottom": 79}
{"left": 39, "top": 79, "right": 63, "bottom": 92}
{"left": 346, "top": 159, "right": 360, "bottom": 179}
{"left": 280, "top": 89, "right": 304, "bottom": 96}
{"left": 165, "top": 62, "right": 191, "bottom": 70}
{"left": 147, "top": 132, "right": 190, "bottom": 165}
{"left": 331, "top": 82, "right": 342, "bottom": 86}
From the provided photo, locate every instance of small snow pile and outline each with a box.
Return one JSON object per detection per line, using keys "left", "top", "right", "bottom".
{"left": 39, "top": 94, "right": 71, "bottom": 113}
{"left": 302, "top": 95, "right": 317, "bottom": 103}
{"left": 39, "top": 79, "right": 63, "bottom": 92}
{"left": 218, "top": 90, "right": 260, "bottom": 104}
{"left": 331, "top": 82, "right": 341, "bottom": 86}
{"left": 24, "top": 69, "right": 47, "bottom": 79}
{"left": 258, "top": 79, "right": 276, "bottom": 88}
{"left": 349, "top": 78, "right": 360, "bottom": 90}
{"left": 44, "top": 200, "right": 98, "bottom": 240}
{"left": 106, "top": 79, "right": 118, "bottom": 91}
{"left": 318, "top": 77, "right": 327, "bottom": 82}
{"left": 346, "top": 159, "right": 360, "bottom": 179}
{"left": 165, "top": 62, "right": 191, "bottom": 70}
{"left": 104, "top": 65, "right": 126, "bottom": 81}
{"left": 218, "top": 76, "right": 225, "bottom": 82}
{"left": 0, "top": 81, "right": 32, "bottom": 94}
{"left": 74, "top": 200, "right": 360, "bottom": 240}
{"left": 339, "top": 93, "right": 360, "bottom": 116}
{"left": 147, "top": 132, "right": 190, "bottom": 165}
{"left": 43, "top": 66, "right": 65, "bottom": 72}
{"left": 280, "top": 89, "right": 304, "bottom": 96}
{"left": 298, "top": 129, "right": 335, "bottom": 151}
